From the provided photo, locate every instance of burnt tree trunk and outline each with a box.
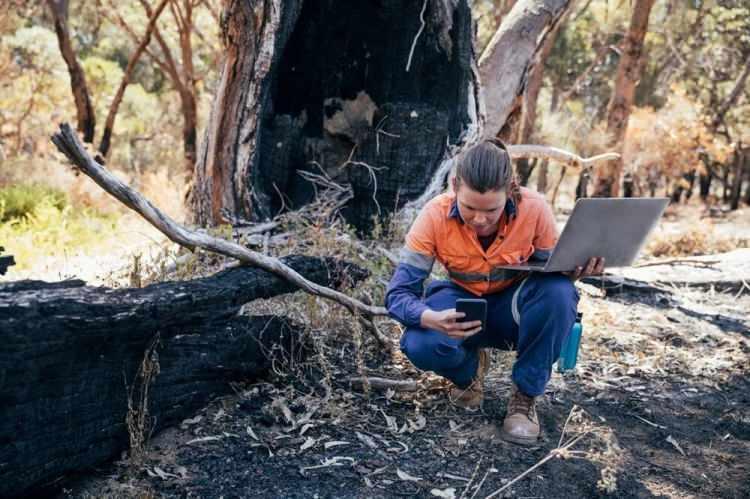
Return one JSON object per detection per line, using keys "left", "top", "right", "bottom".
{"left": 0, "top": 246, "right": 14, "bottom": 275}
{"left": 0, "top": 255, "right": 365, "bottom": 498}
{"left": 593, "top": 0, "right": 655, "bottom": 197}
{"left": 622, "top": 171, "right": 635, "bottom": 198}
{"left": 730, "top": 145, "right": 746, "bottom": 211}
{"left": 191, "top": 0, "right": 572, "bottom": 233}
{"left": 190, "top": 0, "right": 478, "bottom": 232}
{"left": 575, "top": 168, "right": 589, "bottom": 199}
{"left": 700, "top": 169, "right": 713, "bottom": 200}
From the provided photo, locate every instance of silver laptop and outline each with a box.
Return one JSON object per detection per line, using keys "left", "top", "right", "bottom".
{"left": 498, "top": 198, "right": 669, "bottom": 272}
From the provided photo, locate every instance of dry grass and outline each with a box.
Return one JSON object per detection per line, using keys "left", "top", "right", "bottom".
{"left": 125, "top": 335, "right": 161, "bottom": 468}
{"left": 646, "top": 225, "right": 749, "bottom": 258}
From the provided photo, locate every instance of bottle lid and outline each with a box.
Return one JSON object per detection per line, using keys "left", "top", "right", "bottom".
{"left": 576, "top": 312, "right": 583, "bottom": 320}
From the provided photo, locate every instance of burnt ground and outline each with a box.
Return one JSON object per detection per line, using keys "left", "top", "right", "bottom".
{"left": 58, "top": 277, "right": 750, "bottom": 499}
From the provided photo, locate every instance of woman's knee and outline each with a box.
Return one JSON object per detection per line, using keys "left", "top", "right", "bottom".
{"left": 532, "top": 274, "right": 579, "bottom": 307}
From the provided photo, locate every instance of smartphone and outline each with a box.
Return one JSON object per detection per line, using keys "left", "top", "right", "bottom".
{"left": 455, "top": 298, "right": 487, "bottom": 334}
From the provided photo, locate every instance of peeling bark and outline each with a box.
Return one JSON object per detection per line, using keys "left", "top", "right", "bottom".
{"left": 191, "top": 0, "right": 298, "bottom": 225}
{"left": 478, "top": 0, "right": 572, "bottom": 140}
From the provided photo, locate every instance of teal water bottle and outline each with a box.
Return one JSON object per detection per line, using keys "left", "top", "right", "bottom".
{"left": 558, "top": 312, "right": 583, "bottom": 373}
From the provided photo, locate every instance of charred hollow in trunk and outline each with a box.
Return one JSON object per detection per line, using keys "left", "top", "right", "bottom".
{"left": 192, "top": 0, "right": 477, "bottom": 233}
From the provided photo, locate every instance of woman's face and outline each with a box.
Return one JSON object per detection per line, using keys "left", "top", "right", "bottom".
{"left": 453, "top": 179, "right": 507, "bottom": 237}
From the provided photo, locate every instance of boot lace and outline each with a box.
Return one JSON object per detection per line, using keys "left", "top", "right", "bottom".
{"left": 508, "top": 387, "right": 537, "bottom": 420}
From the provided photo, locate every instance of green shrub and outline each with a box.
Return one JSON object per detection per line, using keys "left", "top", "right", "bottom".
{"left": 0, "top": 184, "right": 68, "bottom": 222}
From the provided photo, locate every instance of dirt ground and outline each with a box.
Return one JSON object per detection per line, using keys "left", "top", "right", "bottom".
{"left": 55, "top": 245, "right": 749, "bottom": 497}
{"left": 57, "top": 288, "right": 750, "bottom": 498}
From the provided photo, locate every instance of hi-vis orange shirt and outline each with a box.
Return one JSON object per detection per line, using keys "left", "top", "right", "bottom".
{"left": 401, "top": 187, "right": 558, "bottom": 296}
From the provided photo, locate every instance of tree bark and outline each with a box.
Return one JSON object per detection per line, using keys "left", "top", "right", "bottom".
{"left": 536, "top": 158, "right": 549, "bottom": 193}
{"left": 0, "top": 255, "right": 364, "bottom": 498}
{"left": 593, "top": 0, "right": 655, "bottom": 197}
{"left": 46, "top": 0, "right": 96, "bottom": 143}
{"left": 712, "top": 54, "right": 750, "bottom": 131}
{"left": 730, "top": 145, "right": 746, "bottom": 210}
{"left": 479, "top": 0, "right": 572, "bottom": 141}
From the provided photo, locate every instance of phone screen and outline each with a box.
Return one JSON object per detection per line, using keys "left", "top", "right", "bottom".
{"left": 455, "top": 298, "right": 487, "bottom": 333}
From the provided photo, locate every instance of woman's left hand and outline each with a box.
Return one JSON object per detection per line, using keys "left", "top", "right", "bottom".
{"left": 564, "top": 257, "right": 605, "bottom": 281}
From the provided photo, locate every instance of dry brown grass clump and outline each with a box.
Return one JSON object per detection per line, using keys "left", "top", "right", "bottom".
{"left": 646, "top": 226, "right": 749, "bottom": 258}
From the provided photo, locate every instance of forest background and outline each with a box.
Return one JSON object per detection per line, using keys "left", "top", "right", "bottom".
{"left": 1, "top": 0, "right": 748, "bottom": 283}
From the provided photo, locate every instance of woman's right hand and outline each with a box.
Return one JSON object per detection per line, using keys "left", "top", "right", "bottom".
{"left": 420, "top": 308, "right": 483, "bottom": 339}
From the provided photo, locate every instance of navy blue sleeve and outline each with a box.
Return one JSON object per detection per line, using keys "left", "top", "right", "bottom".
{"left": 385, "top": 262, "right": 431, "bottom": 328}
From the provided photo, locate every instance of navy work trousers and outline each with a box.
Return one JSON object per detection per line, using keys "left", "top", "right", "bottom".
{"left": 399, "top": 273, "right": 579, "bottom": 397}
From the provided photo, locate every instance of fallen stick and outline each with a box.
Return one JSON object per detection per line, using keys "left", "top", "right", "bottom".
{"left": 348, "top": 376, "right": 418, "bottom": 392}
{"left": 633, "top": 258, "right": 720, "bottom": 268}
{"left": 50, "top": 123, "right": 391, "bottom": 338}
{"left": 485, "top": 432, "right": 589, "bottom": 499}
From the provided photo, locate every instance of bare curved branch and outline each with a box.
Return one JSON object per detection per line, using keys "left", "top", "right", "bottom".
{"left": 507, "top": 145, "right": 620, "bottom": 168}
{"left": 51, "top": 123, "right": 389, "bottom": 321}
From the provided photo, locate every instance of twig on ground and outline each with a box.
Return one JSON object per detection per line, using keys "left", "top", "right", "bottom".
{"left": 375, "top": 115, "right": 400, "bottom": 155}
{"left": 666, "top": 435, "right": 686, "bottom": 456}
{"left": 358, "top": 316, "right": 393, "bottom": 349}
{"left": 631, "top": 414, "right": 667, "bottom": 429}
{"left": 459, "top": 456, "right": 483, "bottom": 499}
{"left": 734, "top": 278, "right": 750, "bottom": 299}
{"left": 348, "top": 376, "right": 417, "bottom": 392}
{"left": 485, "top": 432, "right": 589, "bottom": 498}
{"left": 230, "top": 219, "right": 280, "bottom": 234}
{"left": 437, "top": 472, "right": 471, "bottom": 482}
{"left": 558, "top": 404, "right": 579, "bottom": 447}
{"left": 633, "top": 258, "right": 720, "bottom": 268}
{"left": 468, "top": 466, "right": 497, "bottom": 499}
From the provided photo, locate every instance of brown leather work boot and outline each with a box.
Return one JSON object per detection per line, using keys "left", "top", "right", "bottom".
{"left": 500, "top": 384, "right": 540, "bottom": 445}
{"left": 449, "top": 349, "right": 490, "bottom": 410}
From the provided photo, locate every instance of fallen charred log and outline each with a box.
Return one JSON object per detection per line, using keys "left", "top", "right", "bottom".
{"left": 0, "top": 255, "right": 367, "bottom": 498}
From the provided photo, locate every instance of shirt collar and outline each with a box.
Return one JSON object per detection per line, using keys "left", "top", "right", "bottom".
{"left": 448, "top": 197, "right": 517, "bottom": 224}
